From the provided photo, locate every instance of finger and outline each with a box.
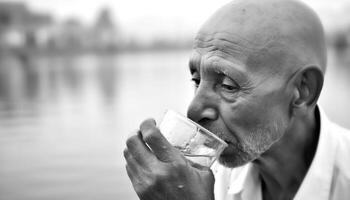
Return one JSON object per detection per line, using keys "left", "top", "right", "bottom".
{"left": 125, "top": 164, "right": 145, "bottom": 195}
{"left": 124, "top": 149, "right": 140, "bottom": 174}
{"left": 124, "top": 148, "right": 152, "bottom": 189}
{"left": 125, "top": 164, "right": 134, "bottom": 181}
{"left": 125, "top": 131, "right": 156, "bottom": 165}
{"left": 187, "top": 159, "right": 211, "bottom": 171}
{"left": 140, "top": 119, "right": 182, "bottom": 162}
{"left": 125, "top": 164, "right": 152, "bottom": 200}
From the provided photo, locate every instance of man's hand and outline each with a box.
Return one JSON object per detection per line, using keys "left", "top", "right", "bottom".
{"left": 124, "top": 119, "right": 215, "bottom": 200}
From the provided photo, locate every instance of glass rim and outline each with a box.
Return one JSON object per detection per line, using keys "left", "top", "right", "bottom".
{"left": 162, "top": 109, "right": 228, "bottom": 147}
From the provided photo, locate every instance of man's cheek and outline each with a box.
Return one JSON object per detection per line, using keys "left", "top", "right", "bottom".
{"left": 227, "top": 99, "right": 264, "bottom": 122}
{"left": 226, "top": 109, "right": 264, "bottom": 136}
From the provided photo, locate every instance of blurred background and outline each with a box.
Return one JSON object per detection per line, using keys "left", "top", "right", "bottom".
{"left": 0, "top": 0, "right": 349, "bottom": 199}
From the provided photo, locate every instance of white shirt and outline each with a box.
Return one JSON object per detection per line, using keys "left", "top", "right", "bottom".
{"left": 211, "top": 107, "right": 350, "bottom": 200}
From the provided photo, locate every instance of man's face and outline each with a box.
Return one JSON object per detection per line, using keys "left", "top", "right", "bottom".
{"left": 186, "top": 31, "right": 293, "bottom": 168}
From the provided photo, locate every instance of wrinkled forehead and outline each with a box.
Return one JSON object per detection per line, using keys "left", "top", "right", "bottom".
{"left": 193, "top": 31, "right": 253, "bottom": 64}
{"left": 192, "top": 29, "right": 290, "bottom": 78}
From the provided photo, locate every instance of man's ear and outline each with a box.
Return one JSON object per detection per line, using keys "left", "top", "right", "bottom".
{"left": 292, "top": 67, "right": 324, "bottom": 109}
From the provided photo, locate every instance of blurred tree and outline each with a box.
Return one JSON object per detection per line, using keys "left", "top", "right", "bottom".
{"left": 334, "top": 31, "right": 348, "bottom": 52}
{"left": 93, "top": 7, "right": 119, "bottom": 52}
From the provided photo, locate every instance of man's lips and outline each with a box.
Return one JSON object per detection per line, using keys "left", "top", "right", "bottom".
{"left": 219, "top": 141, "right": 238, "bottom": 156}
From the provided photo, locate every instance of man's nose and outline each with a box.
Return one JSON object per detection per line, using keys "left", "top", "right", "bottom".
{"left": 187, "top": 85, "right": 218, "bottom": 123}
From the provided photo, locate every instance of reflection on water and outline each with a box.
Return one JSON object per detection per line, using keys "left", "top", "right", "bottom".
{"left": 0, "top": 55, "right": 118, "bottom": 110}
{"left": 0, "top": 50, "right": 349, "bottom": 200}
{"left": 0, "top": 51, "right": 193, "bottom": 200}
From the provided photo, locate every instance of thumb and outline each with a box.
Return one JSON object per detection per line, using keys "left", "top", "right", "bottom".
{"left": 187, "top": 159, "right": 212, "bottom": 171}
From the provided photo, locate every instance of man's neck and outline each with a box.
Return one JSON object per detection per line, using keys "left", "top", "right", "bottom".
{"left": 253, "top": 109, "right": 320, "bottom": 200}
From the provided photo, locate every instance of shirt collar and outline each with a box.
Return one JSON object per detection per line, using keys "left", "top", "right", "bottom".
{"left": 228, "top": 163, "right": 262, "bottom": 200}
{"left": 294, "top": 106, "right": 337, "bottom": 200}
{"left": 212, "top": 161, "right": 261, "bottom": 200}
{"left": 227, "top": 163, "right": 250, "bottom": 194}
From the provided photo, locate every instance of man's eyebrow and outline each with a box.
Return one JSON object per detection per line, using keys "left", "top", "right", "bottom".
{"left": 206, "top": 61, "right": 250, "bottom": 84}
{"left": 188, "top": 59, "right": 199, "bottom": 74}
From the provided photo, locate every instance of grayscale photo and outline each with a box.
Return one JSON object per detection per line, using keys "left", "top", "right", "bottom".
{"left": 0, "top": 0, "right": 349, "bottom": 199}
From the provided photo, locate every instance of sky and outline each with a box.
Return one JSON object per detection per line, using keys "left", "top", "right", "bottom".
{"left": 10, "top": 0, "right": 350, "bottom": 41}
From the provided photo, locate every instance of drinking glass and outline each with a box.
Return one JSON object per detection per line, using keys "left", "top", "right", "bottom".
{"left": 158, "top": 110, "right": 227, "bottom": 167}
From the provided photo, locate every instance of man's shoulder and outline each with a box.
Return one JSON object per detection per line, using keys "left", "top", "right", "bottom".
{"left": 329, "top": 121, "right": 350, "bottom": 148}
{"left": 328, "top": 121, "right": 350, "bottom": 178}
{"left": 319, "top": 106, "right": 350, "bottom": 158}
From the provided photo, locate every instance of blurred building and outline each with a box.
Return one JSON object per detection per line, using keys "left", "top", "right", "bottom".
{"left": 0, "top": 2, "right": 52, "bottom": 49}
{"left": 49, "top": 18, "right": 89, "bottom": 51}
{"left": 49, "top": 8, "right": 120, "bottom": 53}
{"left": 0, "top": 2, "right": 192, "bottom": 54}
{"left": 0, "top": 2, "right": 122, "bottom": 54}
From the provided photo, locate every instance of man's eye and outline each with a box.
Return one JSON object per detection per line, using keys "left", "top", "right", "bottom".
{"left": 191, "top": 78, "right": 200, "bottom": 87}
{"left": 191, "top": 72, "right": 200, "bottom": 88}
{"left": 221, "top": 84, "right": 236, "bottom": 91}
{"left": 220, "top": 77, "right": 239, "bottom": 92}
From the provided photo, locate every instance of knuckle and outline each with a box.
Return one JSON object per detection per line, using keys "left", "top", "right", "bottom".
{"left": 123, "top": 148, "right": 129, "bottom": 159}
{"left": 143, "top": 169, "right": 167, "bottom": 188}
{"left": 142, "top": 127, "right": 161, "bottom": 143}
{"left": 163, "top": 159, "right": 189, "bottom": 178}
{"left": 134, "top": 184, "right": 149, "bottom": 198}
{"left": 153, "top": 170, "right": 167, "bottom": 182}
{"left": 125, "top": 164, "right": 132, "bottom": 178}
{"left": 171, "top": 159, "right": 186, "bottom": 169}
{"left": 152, "top": 166, "right": 173, "bottom": 185}
{"left": 125, "top": 134, "right": 138, "bottom": 148}
{"left": 134, "top": 176, "right": 157, "bottom": 198}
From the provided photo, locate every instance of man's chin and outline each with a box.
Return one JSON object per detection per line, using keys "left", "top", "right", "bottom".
{"left": 217, "top": 151, "right": 258, "bottom": 168}
{"left": 217, "top": 154, "right": 247, "bottom": 168}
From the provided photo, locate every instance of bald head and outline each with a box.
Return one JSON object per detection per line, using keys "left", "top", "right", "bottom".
{"left": 195, "top": 0, "right": 327, "bottom": 75}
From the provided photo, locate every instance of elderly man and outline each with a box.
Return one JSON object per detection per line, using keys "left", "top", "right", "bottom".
{"left": 124, "top": 0, "right": 350, "bottom": 199}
